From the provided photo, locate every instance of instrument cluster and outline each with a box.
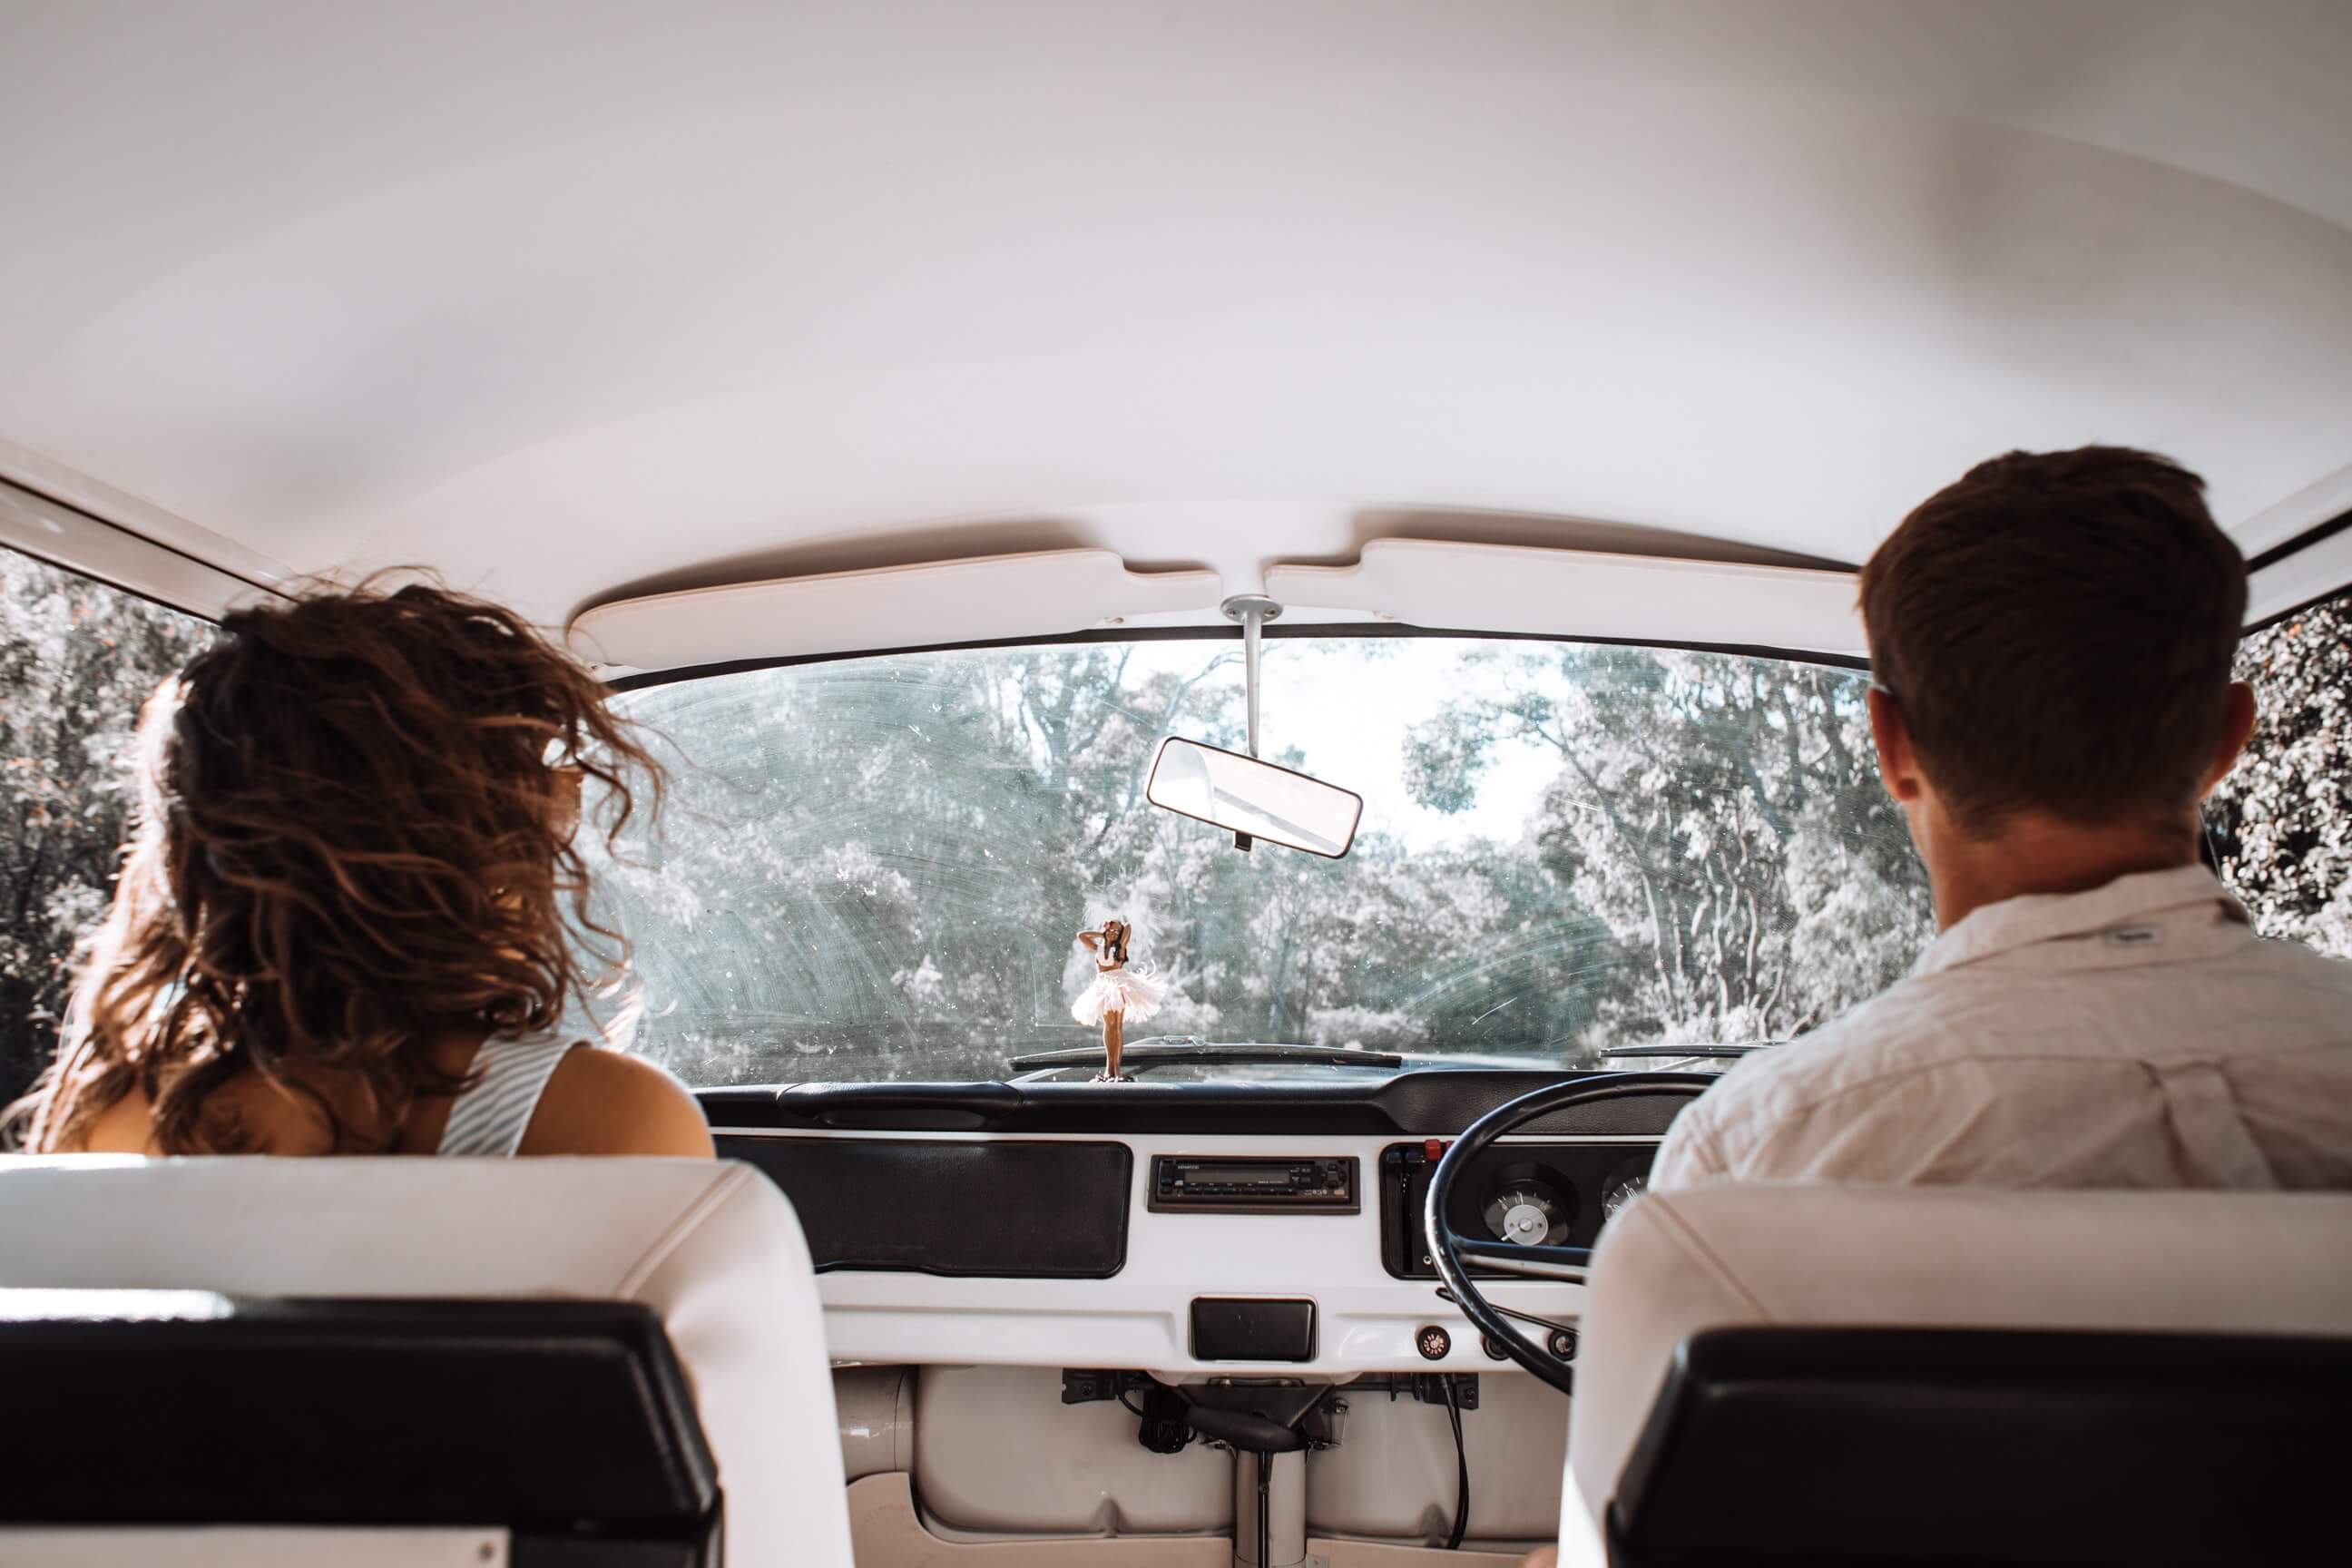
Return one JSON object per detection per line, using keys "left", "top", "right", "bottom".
{"left": 1377, "top": 1140, "right": 1661, "bottom": 1279}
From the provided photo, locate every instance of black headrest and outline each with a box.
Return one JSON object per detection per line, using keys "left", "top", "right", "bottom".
{"left": 1611, "top": 1326, "right": 2352, "bottom": 1568}
{"left": 0, "top": 1291, "right": 718, "bottom": 1539}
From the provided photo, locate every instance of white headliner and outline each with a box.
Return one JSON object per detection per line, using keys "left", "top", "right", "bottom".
{"left": 2, "top": 1, "right": 2347, "bottom": 654}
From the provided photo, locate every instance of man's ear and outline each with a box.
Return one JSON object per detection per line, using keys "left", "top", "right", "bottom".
{"left": 2199, "top": 681, "right": 2259, "bottom": 798}
{"left": 1867, "top": 687, "right": 1925, "bottom": 803}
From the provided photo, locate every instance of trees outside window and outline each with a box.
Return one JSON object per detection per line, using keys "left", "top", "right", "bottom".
{"left": 589, "top": 639, "right": 1935, "bottom": 1085}
{"left": 0, "top": 546, "right": 217, "bottom": 1108}
{"left": 2210, "top": 591, "right": 2352, "bottom": 959}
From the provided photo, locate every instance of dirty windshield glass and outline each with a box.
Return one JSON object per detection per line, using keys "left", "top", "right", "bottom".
{"left": 590, "top": 637, "right": 1932, "bottom": 1085}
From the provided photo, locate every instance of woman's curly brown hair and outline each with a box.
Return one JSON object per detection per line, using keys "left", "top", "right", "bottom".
{"left": 11, "top": 580, "right": 662, "bottom": 1154}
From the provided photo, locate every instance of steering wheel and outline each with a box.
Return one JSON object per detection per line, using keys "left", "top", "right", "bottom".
{"left": 1425, "top": 1072, "right": 1714, "bottom": 1396}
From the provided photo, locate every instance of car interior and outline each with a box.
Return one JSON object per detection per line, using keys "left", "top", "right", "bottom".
{"left": 1, "top": 5, "right": 2348, "bottom": 1567}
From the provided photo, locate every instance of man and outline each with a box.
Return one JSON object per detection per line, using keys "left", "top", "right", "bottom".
{"left": 1648, "top": 446, "right": 2352, "bottom": 1191}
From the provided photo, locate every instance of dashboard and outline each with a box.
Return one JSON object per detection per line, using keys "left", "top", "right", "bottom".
{"left": 704, "top": 1069, "right": 1701, "bottom": 1378}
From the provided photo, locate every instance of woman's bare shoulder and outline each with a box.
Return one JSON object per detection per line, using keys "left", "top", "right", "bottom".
{"left": 74, "top": 1084, "right": 163, "bottom": 1154}
{"left": 519, "top": 1046, "right": 716, "bottom": 1158}
{"left": 65, "top": 1069, "right": 343, "bottom": 1156}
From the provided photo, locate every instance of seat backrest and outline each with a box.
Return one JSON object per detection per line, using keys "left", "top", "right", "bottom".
{"left": 0, "top": 1155, "right": 851, "bottom": 1568}
{"left": 1565, "top": 1186, "right": 2352, "bottom": 1559}
{"left": 1609, "top": 1323, "right": 2352, "bottom": 1567}
{"left": 2, "top": 1291, "right": 725, "bottom": 1563}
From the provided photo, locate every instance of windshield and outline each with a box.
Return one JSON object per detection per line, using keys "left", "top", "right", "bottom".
{"left": 591, "top": 635, "right": 1932, "bottom": 1085}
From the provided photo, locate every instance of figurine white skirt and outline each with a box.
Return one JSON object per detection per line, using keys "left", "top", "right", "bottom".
{"left": 1072, "top": 967, "right": 1167, "bottom": 1026}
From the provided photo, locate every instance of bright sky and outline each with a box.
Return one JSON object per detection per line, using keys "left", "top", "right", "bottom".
{"left": 1123, "top": 637, "right": 1563, "bottom": 849}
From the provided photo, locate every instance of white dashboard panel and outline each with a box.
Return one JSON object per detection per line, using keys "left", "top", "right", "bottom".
{"left": 712, "top": 1128, "right": 1656, "bottom": 1379}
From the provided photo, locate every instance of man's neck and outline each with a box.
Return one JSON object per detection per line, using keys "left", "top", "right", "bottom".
{"left": 1925, "top": 810, "right": 2203, "bottom": 932}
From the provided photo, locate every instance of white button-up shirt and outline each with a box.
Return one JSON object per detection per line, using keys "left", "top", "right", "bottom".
{"left": 1649, "top": 866, "right": 2352, "bottom": 1191}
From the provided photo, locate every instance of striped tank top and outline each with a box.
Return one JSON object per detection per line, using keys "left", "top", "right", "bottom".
{"left": 436, "top": 1034, "right": 580, "bottom": 1157}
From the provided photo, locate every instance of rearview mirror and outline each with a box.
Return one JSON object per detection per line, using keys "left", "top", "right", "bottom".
{"left": 1146, "top": 738, "right": 1363, "bottom": 858}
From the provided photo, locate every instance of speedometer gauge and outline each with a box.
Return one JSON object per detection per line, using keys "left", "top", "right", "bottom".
{"left": 1482, "top": 1177, "right": 1570, "bottom": 1246}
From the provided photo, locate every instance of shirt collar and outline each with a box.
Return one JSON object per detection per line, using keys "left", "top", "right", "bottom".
{"left": 1914, "top": 865, "right": 2250, "bottom": 977}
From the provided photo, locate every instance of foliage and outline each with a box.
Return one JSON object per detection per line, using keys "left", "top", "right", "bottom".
{"left": 0, "top": 551, "right": 216, "bottom": 1107}
{"left": 1405, "top": 647, "right": 1933, "bottom": 1047}
{"left": 592, "top": 639, "right": 1933, "bottom": 1083}
{"left": 2209, "top": 594, "right": 2352, "bottom": 958}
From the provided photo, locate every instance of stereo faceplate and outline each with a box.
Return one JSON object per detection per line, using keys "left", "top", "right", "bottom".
{"left": 1149, "top": 1155, "right": 1359, "bottom": 1213}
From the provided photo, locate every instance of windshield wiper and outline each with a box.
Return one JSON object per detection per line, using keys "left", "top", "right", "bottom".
{"left": 1601, "top": 1041, "right": 1788, "bottom": 1060}
{"left": 1005, "top": 1037, "right": 1407, "bottom": 1075}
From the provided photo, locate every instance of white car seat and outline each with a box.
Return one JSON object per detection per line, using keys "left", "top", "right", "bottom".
{"left": 1559, "top": 1184, "right": 2352, "bottom": 1567}
{"left": 0, "top": 1154, "right": 851, "bottom": 1567}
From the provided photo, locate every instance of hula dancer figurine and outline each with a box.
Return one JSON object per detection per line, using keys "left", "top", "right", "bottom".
{"left": 1073, "top": 916, "right": 1165, "bottom": 1082}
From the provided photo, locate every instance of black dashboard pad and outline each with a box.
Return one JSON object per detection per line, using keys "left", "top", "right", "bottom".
{"left": 720, "top": 1135, "right": 1132, "bottom": 1278}
{"left": 701, "top": 1069, "right": 1707, "bottom": 1137}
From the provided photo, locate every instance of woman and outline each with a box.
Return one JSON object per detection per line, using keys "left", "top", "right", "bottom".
{"left": 9, "top": 580, "right": 711, "bottom": 1158}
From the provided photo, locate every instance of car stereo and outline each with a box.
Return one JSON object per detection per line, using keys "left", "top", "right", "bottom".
{"left": 1149, "top": 1155, "right": 1358, "bottom": 1213}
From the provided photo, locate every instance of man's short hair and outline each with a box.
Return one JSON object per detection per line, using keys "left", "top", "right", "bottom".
{"left": 1858, "top": 446, "right": 2247, "bottom": 837}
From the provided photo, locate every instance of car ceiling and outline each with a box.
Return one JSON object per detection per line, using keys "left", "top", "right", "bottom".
{"left": 1, "top": 0, "right": 2347, "bottom": 651}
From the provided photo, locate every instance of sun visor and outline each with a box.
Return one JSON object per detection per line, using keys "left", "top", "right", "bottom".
{"left": 1267, "top": 540, "right": 1867, "bottom": 659}
{"left": 569, "top": 550, "right": 1223, "bottom": 671}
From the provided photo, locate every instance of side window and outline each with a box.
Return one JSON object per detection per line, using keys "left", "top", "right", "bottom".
{"left": 0, "top": 545, "right": 218, "bottom": 1108}
{"left": 2210, "top": 589, "right": 2351, "bottom": 958}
